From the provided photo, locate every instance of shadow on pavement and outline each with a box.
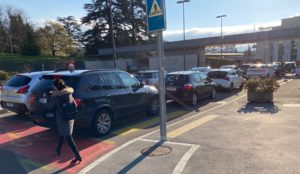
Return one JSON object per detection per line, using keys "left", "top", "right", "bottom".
{"left": 0, "top": 149, "right": 27, "bottom": 174}
{"left": 237, "top": 102, "right": 279, "bottom": 114}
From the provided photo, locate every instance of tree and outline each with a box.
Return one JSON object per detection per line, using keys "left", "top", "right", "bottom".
{"left": 81, "top": 0, "right": 154, "bottom": 55}
{"left": 57, "top": 16, "right": 84, "bottom": 47}
{"left": 37, "top": 22, "right": 75, "bottom": 56}
{"left": 21, "top": 24, "right": 41, "bottom": 55}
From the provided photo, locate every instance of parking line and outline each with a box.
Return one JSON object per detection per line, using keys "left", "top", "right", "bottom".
{"left": 168, "top": 115, "right": 219, "bottom": 139}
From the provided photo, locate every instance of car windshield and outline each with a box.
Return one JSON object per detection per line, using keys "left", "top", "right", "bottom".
{"left": 4, "top": 75, "right": 31, "bottom": 87}
{"left": 208, "top": 71, "right": 227, "bottom": 79}
{"left": 31, "top": 75, "right": 80, "bottom": 94}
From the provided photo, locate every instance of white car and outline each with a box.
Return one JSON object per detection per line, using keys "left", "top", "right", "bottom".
{"left": 189, "top": 66, "right": 212, "bottom": 75}
{"left": 0, "top": 71, "right": 52, "bottom": 115}
{"left": 220, "top": 65, "right": 238, "bottom": 70}
{"left": 246, "top": 64, "right": 275, "bottom": 79}
{"left": 207, "top": 69, "right": 244, "bottom": 92}
{"left": 134, "top": 70, "right": 167, "bottom": 88}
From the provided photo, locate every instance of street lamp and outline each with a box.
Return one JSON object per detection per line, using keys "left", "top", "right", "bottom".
{"left": 109, "top": 0, "right": 117, "bottom": 69}
{"left": 216, "top": 14, "right": 227, "bottom": 59}
{"left": 177, "top": 0, "right": 190, "bottom": 70}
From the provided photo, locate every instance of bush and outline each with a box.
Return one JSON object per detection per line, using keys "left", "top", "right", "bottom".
{"left": 0, "top": 71, "right": 9, "bottom": 81}
{"left": 244, "top": 78, "right": 280, "bottom": 93}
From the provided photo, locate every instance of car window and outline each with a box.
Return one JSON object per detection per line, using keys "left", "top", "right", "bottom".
{"left": 101, "top": 72, "right": 124, "bottom": 89}
{"left": 192, "top": 74, "right": 201, "bottom": 83}
{"left": 166, "top": 75, "right": 189, "bottom": 86}
{"left": 199, "top": 73, "right": 207, "bottom": 80}
{"left": 85, "top": 74, "right": 100, "bottom": 89}
{"left": 208, "top": 71, "right": 227, "bottom": 79}
{"left": 136, "top": 73, "right": 153, "bottom": 78}
{"left": 31, "top": 75, "right": 80, "bottom": 93}
{"left": 4, "top": 75, "right": 31, "bottom": 87}
{"left": 118, "top": 72, "right": 140, "bottom": 88}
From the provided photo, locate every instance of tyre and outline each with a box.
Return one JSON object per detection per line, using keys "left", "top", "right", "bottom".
{"left": 146, "top": 97, "right": 159, "bottom": 116}
{"left": 210, "top": 88, "right": 216, "bottom": 99}
{"left": 239, "top": 82, "right": 244, "bottom": 90}
{"left": 191, "top": 93, "right": 198, "bottom": 106}
{"left": 228, "top": 83, "right": 234, "bottom": 93}
{"left": 92, "top": 109, "right": 113, "bottom": 137}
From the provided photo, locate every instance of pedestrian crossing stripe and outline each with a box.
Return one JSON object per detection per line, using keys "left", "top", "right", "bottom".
{"left": 149, "top": 0, "right": 163, "bottom": 17}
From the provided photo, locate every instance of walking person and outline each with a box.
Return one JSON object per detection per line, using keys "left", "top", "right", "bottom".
{"left": 46, "top": 79, "right": 82, "bottom": 164}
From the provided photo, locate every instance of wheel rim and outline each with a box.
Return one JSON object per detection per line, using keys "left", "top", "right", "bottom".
{"left": 192, "top": 94, "right": 198, "bottom": 106}
{"left": 151, "top": 98, "right": 159, "bottom": 114}
{"left": 96, "top": 113, "right": 111, "bottom": 134}
{"left": 212, "top": 88, "right": 216, "bottom": 98}
{"left": 230, "top": 83, "right": 233, "bottom": 91}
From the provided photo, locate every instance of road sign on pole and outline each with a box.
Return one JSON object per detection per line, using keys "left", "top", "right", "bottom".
{"left": 146, "top": 0, "right": 166, "bottom": 32}
{"left": 147, "top": 0, "right": 167, "bottom": 142}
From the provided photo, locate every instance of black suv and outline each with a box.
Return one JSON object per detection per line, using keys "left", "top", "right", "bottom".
{"left": 29, "top": 70, "right": 159, "bottom": 136}
{"left": 166, "top": 71, "right": 216, "bottom": 106}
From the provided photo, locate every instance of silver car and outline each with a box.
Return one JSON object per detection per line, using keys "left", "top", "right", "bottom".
{"left": 0, "top": 71, "right": 52, "bottom": 114}
{"left": 135, "top": 70, "right": 167, "bottom": 88}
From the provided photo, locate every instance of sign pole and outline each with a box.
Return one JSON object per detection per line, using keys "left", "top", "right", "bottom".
{"left": 158, "top": 31, "right": 167, "bottom": 142}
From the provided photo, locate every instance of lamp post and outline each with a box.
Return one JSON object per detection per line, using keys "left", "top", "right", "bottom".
{"left": 109, "top": 0, "right": 117, "bottom": 69}
{"left": 177, "top": 0, "right": 190, "bottom": 70}
{"left": 216, "top": 14, "right": 227, "bottom": 59}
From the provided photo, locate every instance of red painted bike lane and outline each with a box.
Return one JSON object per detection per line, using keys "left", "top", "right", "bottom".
{"left": 0, "top": 117, "right": 115, "bottom": 174}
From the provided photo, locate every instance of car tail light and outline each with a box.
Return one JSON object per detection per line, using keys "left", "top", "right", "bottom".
{"left": 183, "top": 84, "right": 193, "bottom": 90}
{"left": 28, "top": 95, "right": 36, "bottom": 106}
{"left": 0, "top": 85, "right": 2, "bottom": 92}
{"left": 223, "top": 76, "right": 230, "bottom": 81}
{"left": 75, "top": 98, "right": 81, "bottom": 106}
{"left": 17, "top": 85, "right": 30, "bottom": 94}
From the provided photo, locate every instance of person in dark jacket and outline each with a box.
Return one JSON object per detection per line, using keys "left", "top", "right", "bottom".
{"left": 47, "top": 79, "right": 82, "bottom": 164}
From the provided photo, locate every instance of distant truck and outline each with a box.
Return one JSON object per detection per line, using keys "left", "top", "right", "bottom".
{"left": 246, "top": 64, "right": 275, "bottom": 79}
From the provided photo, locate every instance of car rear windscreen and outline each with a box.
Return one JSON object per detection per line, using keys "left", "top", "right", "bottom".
{"left": 31, "top": 75, "right": 80, "bottom": 94}
{"left": 208, "top": 71, "right": 227, "bottom": 79}
{"left": 4, "top": 75, "right": 32, "bottom": 87}
{"left": 166, "top": 75, "right": 189, "bottom": 86}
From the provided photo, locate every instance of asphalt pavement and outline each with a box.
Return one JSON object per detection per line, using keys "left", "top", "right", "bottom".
{"left": 79, "top": 78, "right": 300, "bottom": 174}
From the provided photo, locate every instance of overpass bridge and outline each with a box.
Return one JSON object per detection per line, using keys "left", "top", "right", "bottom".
{"left": 95, "top": 26, "right": 300, "bottom": 71}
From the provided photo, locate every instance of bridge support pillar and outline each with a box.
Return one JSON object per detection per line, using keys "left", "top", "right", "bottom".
{"left": 197, "top": 47, "right": 206, "bottom": 66}
{"left": 284, "top": 40, "right": 292, "bottom": 62}
{"left": 272, "top": 41, "right": 279, "bottom": 62}
{"left": 297, "top": 39, "right": 300, "bottom": 61}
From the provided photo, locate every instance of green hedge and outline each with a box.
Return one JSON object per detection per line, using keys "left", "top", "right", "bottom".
{"left": 206, "top": 57, "right": 235, "bottom": 68}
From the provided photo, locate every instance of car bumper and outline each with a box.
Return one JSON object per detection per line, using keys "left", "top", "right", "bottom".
{"left": 166, "top": 91, "right": 193, "bottom": 102}
{"left": 0, "top": 101, "right": 29, "bottom": 114}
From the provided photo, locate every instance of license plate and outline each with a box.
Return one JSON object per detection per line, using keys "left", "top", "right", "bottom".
{"left": 166, "top": 87, "right": 176, "bottom": 91}
{"left": 5, "top": 102, "right": 14, "bottom": 107}
{"left": 46, "top": 113, "right": 54, "bottom": 118}
{"left": 39, "top": 98, "right": 47, "bottom": 104}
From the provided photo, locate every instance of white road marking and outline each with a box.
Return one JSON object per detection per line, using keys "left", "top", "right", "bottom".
{"left": 172, "top": 145, "right": 200, "bottom": 174}
{"left": 79, "top": 79, "right": 293, "bottom": 173}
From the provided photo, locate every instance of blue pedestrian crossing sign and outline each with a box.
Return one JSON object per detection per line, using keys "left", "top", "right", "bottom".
{"left": 146, "top": 0, "right": 166, "bottom": 33}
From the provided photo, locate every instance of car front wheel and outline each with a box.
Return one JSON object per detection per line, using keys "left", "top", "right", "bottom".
{"left": 211, "top": 88, "right": 216, "bottom": 99}
{"left": 92, "top": 109, "right": 113, "bottom": 137}
{"left": 191, "top": 93, "right": 198, "bottom": 106}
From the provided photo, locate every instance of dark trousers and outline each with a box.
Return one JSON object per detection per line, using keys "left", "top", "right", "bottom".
{"left": 56, "top": 135, "right": 80, "bottom": 158}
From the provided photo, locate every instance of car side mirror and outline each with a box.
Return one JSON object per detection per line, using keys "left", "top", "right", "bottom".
{"left": 139, "top": 82, "right": 144, "bottom": 88}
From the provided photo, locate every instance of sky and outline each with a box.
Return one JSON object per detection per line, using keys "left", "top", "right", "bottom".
{"left": 0, "top": 0, "right": 300, "bottom": 42}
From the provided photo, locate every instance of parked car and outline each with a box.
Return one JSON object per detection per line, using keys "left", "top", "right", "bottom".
{"left": 189, "top": 67, "right": 212, "bottom": 75}
{"left": 270, "top": 63, "right": 285, "bottom": 78}
{"left": 284, "top": 61, "right": 296, "bottom": 73}
{"left": 0, "top": 71, "right": 52, "bottom": 115}
{"left": 134, "top": 70, "right": 166, "bottom": 88}
{"left": 207, "top": 69, "right": 244, "bottom": 92}
{"left": 165, "top": 71, "right": 216, "bottom": 106}
{"left": 246, "top": 64, "right": 275, "bottom": 79}
{"left": 29, "top": 69, "right": 159, "bottom": 136}
{"left": 239, "top": 64, "right": 252, "bottom": 77}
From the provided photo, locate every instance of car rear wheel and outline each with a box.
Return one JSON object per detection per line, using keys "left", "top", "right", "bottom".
{"left": 229, "top": 83, "right": 234, "bottom": 93}
{"left": 147, "top": 97, "right": 159, "bottom": 116}
{"left": 92, "top": 109, "right": 113, "bottom": 137}
{"left": 191, "top": 93, "right": 198, "bottom": 106}
{"left": 211, "top": 88, "right": 216, "bottom": 99}
{"left": 239, "top": 82, "right": 244, "bottom": 90}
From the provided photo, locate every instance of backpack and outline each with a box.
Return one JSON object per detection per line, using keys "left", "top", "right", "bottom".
{"left": 61, "top": 99, "right": 78, "bottom": 121}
